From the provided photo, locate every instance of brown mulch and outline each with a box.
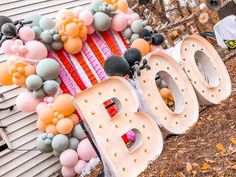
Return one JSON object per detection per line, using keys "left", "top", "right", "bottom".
{"left": 85, "top": 55, "right": 236, "bottom": 177}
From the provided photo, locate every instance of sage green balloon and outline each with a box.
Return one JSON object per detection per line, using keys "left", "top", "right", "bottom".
{"left": 36, "top": 58, "right": 60, "bottom": 80}
{"left": 39, "top": 16, "right": 54, "bottom": 30}
{"left": 43, "top": 80, "right": 59, "bottom": 95}
{"left": 68, "top": 137, "right": 79, "bottom": 150}
{"left": 91, "top": 0, "right": 103, "bottom": 12}
{"left": 40, "top": 31, "right": 53, "bottom": 44}
{"left": 130, "top": 33, "right": 139, "bottom": 43}
{"left": 72, "top": 124, "right": 86, "bottom": 140}
{"left": 36, "top": 133, "right": 53, "bottom": 153}
{"left": 24, "top": 13, "right": 41, "bottom": 27}
{"left": 33, "top": 88, "right": 46, "bottom": 99}
{"left": 51, "top": 41, "right": 63, "bottom": 50}
{"left": 131, "top": 20, "right": 143, "bottom": 33}
{"left": 93, "top": 12, "right": 111, "bottom": 32}
{"left": 144, "top": 25, "right": 153, "bottom": 32}
{"left": 123, "top": 28, "right": 133, "bottom": 39}
{"left": 26, "top": 74, "right": 43, "bottom": 90}
{"left": 32, "top": 26, "right": 43, "bottom": 39}
{"left": 51, "top": 134, "right": 69, "bottom": 152}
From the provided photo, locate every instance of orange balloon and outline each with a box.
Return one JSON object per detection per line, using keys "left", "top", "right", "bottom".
{"left": 160, "top": 88, "right": 171, "bottom": 99}
{"left": 79, "top": 26, "right": 87, "bottom": 38}
{"left": 24, "top": 65, "right": 36, "bottom": 77}
{"left": 117, "top": 0, "right": 129, "bottom": 13}
{"left": 56, "top": 118, "right": 73, "bottom": 134}
{"left": 64, "top": 37, "right": 82, "bottom": 54}
{"left": 0, "top": 62, "right": 13, "bottom": 85}
{"left": 38, "top": 107, "right": 54, "bottom": 124}
{"left": 36, "top": 119, "right": 47, "bottom": 131}
{"left": 67, "top": 113, "right": 79, "bottom": 126}
{"left": 66, "top": 23, "right": 80, "bottom": 37}
{"left": 12, "top": 75, "right": 26, "bottom": 87}
{"left": 131, "top": 38, "right": 150, "bottom": 56}
{"left": 56, "top": 9, "right": 76, "bottom": 22}
{"left": 53, "top": 94, "right": 75, "bottom": 116}
{"left": 46, "top": 124, "right": 58, "bottom": 135}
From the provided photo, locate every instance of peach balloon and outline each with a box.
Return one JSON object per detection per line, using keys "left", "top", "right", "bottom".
{"left": 64, "top": 37, "right": 82, "bottom": 54}
{"left": 117, "top": 0, "right": 129, "bottom": 13}
{"left": 131, "top": 38, "right": 150, "bottom": 56}
{"left": 24, "top": 65, "right": 36, "bottom": 76}
{"left": 87, "top": 25, "right": 95, "bottom": 35}
{"left": 66, "top": 23, "right": 80, "bottom": 37}
{"left": 67, "top": 114, "right": 79, "bottom": 126}
{"left": 160, "top": 88, "right": 171, "bottom": 99}
{"left": 12, "top": 75, "right": 26, "bottom": 86}
{"left": 53, "top": 94, "right": 75, "bottom": 116}
{"left": 36, "top": 102, "right": 48, "bottom": 114}
{"left": 56, "top": 118, "right": 73, "bottom": 134}
{"left": 46, "top": 124, "right": 58, "bottom": 135}
{"left": 38, "top": 107, "right": 54, "bottom": 124}
{"left": 36, "top": 119, "right": 47, "bottom": 131}
{"left": 0, "top": 62, "right": 13, "bottom": 85}
{"left": 56, "top": 9, "right": 76, "bottom": 22}
{"left": 79, "top": 26, "right": 87, "bottom": 38}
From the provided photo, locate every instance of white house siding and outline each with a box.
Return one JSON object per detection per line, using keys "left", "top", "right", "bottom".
{"left": 0, "top": 1, "right": 91, "bottom": 176}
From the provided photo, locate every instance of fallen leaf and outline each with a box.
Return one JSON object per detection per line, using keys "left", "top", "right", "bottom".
{"left": 230, "top": 137, "right": 236, "bottom": 144}
{"left": 186, "top": 162, "right": 192, "bottom": 172}
{"left": 178, "top": 172, "right": 186, "bottom": 177}
{"left": 231, "top": 164, "right": 236, "bottom": 170}
{"left": 201, "top": 163, "right": 211, "bottom": 170}
{"left": 216, "top": 143, "right": 224, "bottom": 151}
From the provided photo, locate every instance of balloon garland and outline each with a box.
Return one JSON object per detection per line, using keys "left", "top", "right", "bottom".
{"left": 0, "top": 0, "right": 169, "bottom": 176}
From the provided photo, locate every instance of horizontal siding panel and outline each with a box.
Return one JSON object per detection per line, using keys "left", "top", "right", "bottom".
{"left": 0, "top": 87, "right": 22, "bottom": 104}
{"left": 0, "top": 112, "right": 34, "bottom": 125}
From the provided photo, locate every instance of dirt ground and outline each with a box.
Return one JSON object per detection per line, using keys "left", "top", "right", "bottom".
{"left": 85, "top": 53, "right": 236, "bottom": 177}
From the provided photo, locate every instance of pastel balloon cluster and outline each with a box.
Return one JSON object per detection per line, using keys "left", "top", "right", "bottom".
{"left": 60, "top": 138, "right": 97, "bottom": 177}
{"left": 36, "top": 94, "right": 77, "bottom": 135}
{"left": 26, "top": 14, "right": 63, "bottom": 51}
{"left": 55, "top": 10, "right": 89, "bottom": 54}
{"left": 26, "top": 58, "right": 61, "bottom": 99}
{"left": 103, "top": 0, "right": 128, "bottom": 13}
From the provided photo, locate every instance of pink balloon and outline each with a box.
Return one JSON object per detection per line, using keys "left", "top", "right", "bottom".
{"left": 36, "top": 102, "right": 48, "bottom": 114}
{"left": 81, "top": 35, "right": 87, "bottom": 43}
{"left": 87, "top": 25, "right": 95, "bottom": 35}
{"left": 77, "top": 138, "right": 97, "bottom": 161}
{"left": 73, "top": 7, "right": 83, "bottom": 17}
{"left": 61, "top": 166, "right": 76, "bottom": 177}
{"left": 130, "top": 13, "right": 140, "bottom": 22}
{"left": 24, "top": 41, "right": 48, "bottom": 60}
{"left": 73, "top": 160, "right": 87, "bottom": 175}
{"left": 19, "top": 27, "right": 35, "bottom": 42}
{"left": 1, "top": 40, "right": 15, "bottom": 55}
{"left": 112, "top": 13, "right": 128, "bottom": 32}
{"left": 16, "top": 91, "right": 41, "bottom": 112}
{"left": 60, "top": 149, "right": 79, "bottom": 167}
{"left": 79, "top": 10, "right": 93, "bottom": 26}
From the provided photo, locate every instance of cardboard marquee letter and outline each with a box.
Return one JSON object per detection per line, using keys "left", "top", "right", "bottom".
{"left": 172, "top": 35, "right": 231, "bottom": 105}
{"left": 74, "top": 77, "right": 163, "bottom": 177}
{"left": 139, "top": 53, "right": 199, "bottom": 134}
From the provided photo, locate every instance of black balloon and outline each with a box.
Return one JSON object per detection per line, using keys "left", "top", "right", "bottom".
{"left": 1, "top": 23, "right": 16, "bottom": 37}
{"left": 123, "top": 48, "right": 142, "bottom": 66}
{"left": 152, "top": 33, "right": 165, "bottom": 46}
{"left": 139, "top": 29, "right": 150, "bottom": 38}
{"left": 104, "top": 56, "right": 130, "bottom": 77}
{"left": 139, "top": 0, "right": 150, "bottom": 5}
{"left": 0, "top": 16, "right": 13, "bottom": 30}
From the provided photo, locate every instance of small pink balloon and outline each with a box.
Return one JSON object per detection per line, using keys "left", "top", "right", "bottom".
{"left": 24, "top": 41, "right": 48, "bottom": 60}
{"left": 19, "top": 27, "right": 35, "bottom": 42}
{"left": 87, "top": 25, "right": 95, "bottom": 35}
{"left": 73, "top": 7, "right": 83, "bottom": 17}
{"left": 130, "top": 13, "right": 140, "bottom": 22}
{"left": 61, "top": 166, "right": 76, "bottom": 177}
{"left": 74, "top": 160, "right": 87, "bottom": 175}
{"left": 11, "top": 45, "right": 19, "bottom": 53}
{"left": 79, "top": 10, "right": 93, "bottom": 26}
{"left": 81, "top": 35, "right": 87, "bottom": 43}
{"left": 46, "top": 96, "right": 54, "bottom": 103}
{"left": 1, "top": 40, "right": 15, "bottom": 55}
{"left": 16, "top": 91, "right": 41, "bottom": 112}
{"left": 77, "top": 138, "right": 97, "bottom": 161}
{"left": 111, "top": 13, "right": 128, "bottom": 32}
{"left": 18, "top": 45, "right": 27, "bottom": 53}
{"left": 60, "top": 149, "right": 79, "bottom": 167}
{"left": 36, "top": 102, "right": 48, "bottom": 114}
{"left": 15, "top": 39, "right": 24, "bottom": 46}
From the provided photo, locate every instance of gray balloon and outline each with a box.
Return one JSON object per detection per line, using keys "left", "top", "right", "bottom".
{"left": 72, "top": 124, "right": 86, "bottom": 140}
{"left": 43, "top": 80, "right": 59, "bottom": 95}
{"left": 0, "top": 16, "right": 13, "bottom": 29}
{"left": 52, "top": 34, "right": 60, "bottom": 41}
{"left": 130, "top": 33, "right": 140, "bottom": 43}
{"left": 53, "top": 150, "right": 62, "bottom": 157}
{"left": 51, "top": 134, "right": 69, "bottom": 152}
{"left": 51, "top": 41, "right": 63, "bottom": 50}
{"left": 40, "top": 31, "right": 53, "bottom": 44}
{"left": 39, "top": 16, "right": 54, "bottom": 30}
{"left": 24, "top": 13, "right": 41, "bottom": 27}
{"left": 160, "top": 80, "right": 167, "bottom": 88}
{"left": 68, "top": 137, "right": 79, "bottom": 150}
{"left": 123, "top": 28, "right": 133, "bottom": 39}
{"left": 93, "top": 12, "right": 111, "bottom": 32}
{"left": 32, "top": 26, "right": 43, "bottom": 39}
{"left": 131, "top": 20, "right": 143, "bottom": 34}
{"left": 91, "top": 0, "right": 103, "bottom": 12}
{"left": 144, "top": 25, "right": 153, "bottom": 32}
{"left": 26, "top": 74, "right": 43, "bottom": 90}
{"left": 36, "top": 58, "right": 60, "bottom": 80}
{"left": 36, "top": 133, "right": 53, "bottom": 153}
{"left": 33, "top": 88, "right": 46, "bottom": 99}
{"left": 142, "top": 20, "right": 148, "bottom": 27}
{"left": 1, "top": 23, "right": 16, "bottom": 36}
